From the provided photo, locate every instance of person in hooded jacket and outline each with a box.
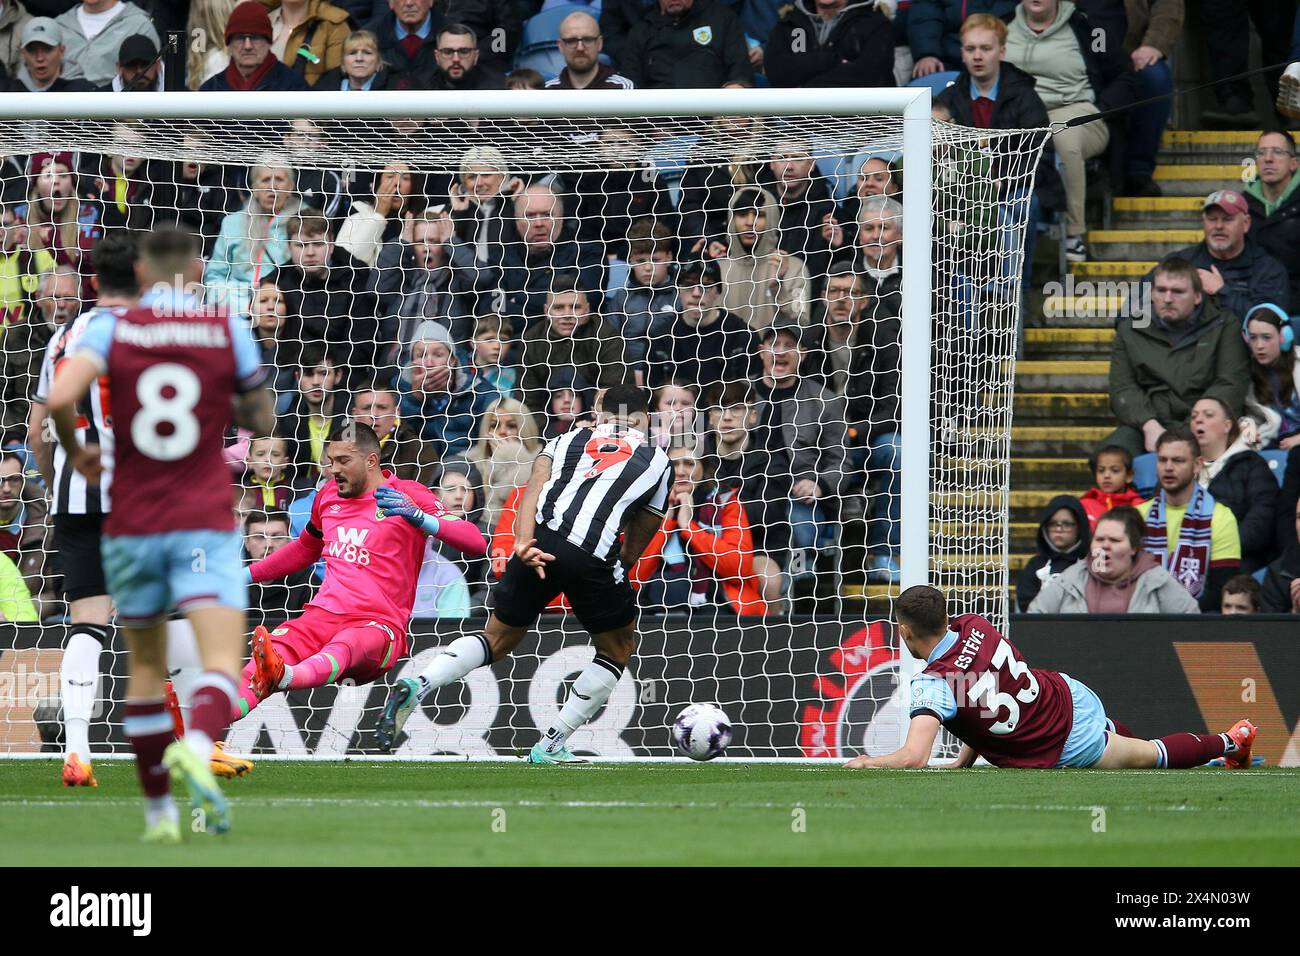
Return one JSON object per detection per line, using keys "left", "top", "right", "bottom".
{"left": 1015, "top": 494, "right": 1091, "bottom": 611}
{"left": 765, "top": 0, "right": 895, "bottom": 88}
{"left": 715, "top": 184, "right": 811, "bottom": 330}
{"left": 1190, "top": 396, "right": 1277, "bottom": 573}
{"left": 1028, "top": 505, "right": 1200, "bottom": 614}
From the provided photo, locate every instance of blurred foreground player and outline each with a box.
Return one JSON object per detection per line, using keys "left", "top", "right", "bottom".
{"left": 846, "top": 585, "right": 1256, "bottom": 770}
{"left": 48, "top": 228, "right": 276, "bottom": 841}
{"left": 240, "top": 423, "right": 487, "bottom": 717}
{"left": 377, "top": 385, "right": 672, "bottom": 764}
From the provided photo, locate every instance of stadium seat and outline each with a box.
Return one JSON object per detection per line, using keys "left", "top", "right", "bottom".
{"left": 514, "top": 45, "right": 565, "bottom": 79}
{"left": 1261, "top": 449, "right": 1289, "bottom": 487}
{"left": 906, "top": 70, "right": 959, "bottom": 95}
{"left": 1252, "top": 566, "right": 1267, "bottom": 584}
{"left": 521, "top": 4, "right": 592, "bottom": 50}
{"left": 1133, "top": 453, "right": 1157, "bottom": 498}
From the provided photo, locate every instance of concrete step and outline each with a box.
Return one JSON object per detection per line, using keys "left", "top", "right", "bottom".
{"left": 1158, "top": 130, "right": 1262, "bottom": 164}
{"left": 1111, "top": 196, "right": 1206, "bottom": 228}
{"left": 1069, "top": 260, "right": 1157, "bottom": 281}
{"left": 1010, "top": 424, "right": 1112, "bottom": 457}
{"left": 1014, "top": 359, "right": 1109, "bottom": 391}
{"left": 1151, "top": 164, "right": 1241, "bottom": 196}
{"left": 1040, "top": 292, "right": 1125, "bottom": 327}
{"left": 1086, "top": 228, "right": 1201, "bottom": 260}
{"left": 937, "top": 484, "right": 1094, "bottom": 520}
{"left": 1023, "top": 327, "right": 1114, "bottom": 357}
{"left": 1009, "top": 391, "right": 1112, "bottom": 423}
{"left": 935, "top": 521, "right": 1040, "bottom": 552}
{"left": 1013, "top": 456, "right": 1092, "bottom": 488}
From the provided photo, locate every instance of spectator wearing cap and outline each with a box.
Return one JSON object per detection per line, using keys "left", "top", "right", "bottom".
{"left": 518, "top": 272, "right": 633, "bottom": 419}
{"left": 620, "top": 0, "right": 753, "bottom": 89}
{"left": 1151, "top": 189, "right": 1293, "bottom": 320}
{"left": 765, "top": 0, "right": 896, "bottom": 89}
{"left": 646, "top": 256, "right": 757, "bottom": 391}
{"left": 95, "top": 32, "right": 161, "bottom": 89}
{"left": 259, "top": 0, "right": 351, "bottom": 87}
{"left": 1106, "top": 256, "right": 1250, "bottom": 459}
{"left": 545, "top": 10, "right": 635, "bottom": 89}
{"left": 1243, "top": 131, "right": 1300, "bottom": 316}
{"left": 754, "top": 314, "right": 849, "bottom": 555}
{"left": 365, "top": 0, "right": 443, "bottom": 89}
{"left": 399, "top": 319, "right": 496, "bottom": 461}
{"left": 200, "top": 0, "right": 312, "bottom": 90}
{"left": 6, "top": 17, "right": 94, "bottom": 90}
{"left": 0, "top": 0, "right": 33, "bottom": 78}
{"left": 428, "top": 22, "right": 500, "bottom": 91}
{"left": 53, "top": 0, "right": 157, "bottom": 88}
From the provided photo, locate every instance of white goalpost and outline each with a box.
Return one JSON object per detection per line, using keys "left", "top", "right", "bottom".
{"left": 0, "top": 88, "right": 1045, "bottom": 762}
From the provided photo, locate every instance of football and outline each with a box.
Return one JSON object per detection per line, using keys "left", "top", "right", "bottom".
{"left": 671, "top": 704, "right": 732, "bottom": 761}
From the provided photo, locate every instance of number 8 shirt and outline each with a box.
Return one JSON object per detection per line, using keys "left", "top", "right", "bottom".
{"left": 71, "top": 288, "right": 266, "bottom": 537}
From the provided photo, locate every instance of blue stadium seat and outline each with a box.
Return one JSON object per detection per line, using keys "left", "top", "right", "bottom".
{"left": 907, "top": 70, "right": 959, "bottom": 96}
{"left": 520, "top": 4, "right": 592, "bottom": 50}
{"left": 1261, "top": 449, "right": 1289, "bottom": 487}
{"left": 1133, "top": 453, "right": 1157, "bottom": 498}
{"left": 514, "top": 46, "right": 565, "bottom": 79}
{"left": 1253, "top": 566, "right": 1268, "bottom": 584}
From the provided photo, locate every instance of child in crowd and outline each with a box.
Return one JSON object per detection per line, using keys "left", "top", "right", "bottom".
{"left": 464, "top": 312, "right": 518, "bottom": 402}
{"left": 1080, "top": 445, "right": 1145, "bottom": 532}
{"left": 1015, "top": 494, "right": 1091, "bottom": 612}
{"left": 605, "top": 218, "right": 678, "bottom": 381}
{"left": 1220, "top": 574, "right": 1261, "bottom": 614}
{"left": 238, "top": 435, "right": 296, "bottom": 515}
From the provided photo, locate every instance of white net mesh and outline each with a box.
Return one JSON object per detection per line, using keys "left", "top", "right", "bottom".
{"left": 0, "top": 97, "right": 1046, "bottom": 759}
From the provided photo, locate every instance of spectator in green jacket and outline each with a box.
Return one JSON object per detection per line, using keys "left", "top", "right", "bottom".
{"left": 1104, "top": 256, "right": 1250, "bottom": 459}
{"left": 0, "top": 549, "right": 38, "bottom": 621}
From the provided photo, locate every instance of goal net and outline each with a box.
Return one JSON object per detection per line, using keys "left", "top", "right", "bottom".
{"left": 0, "top": 90, "right": 1046, "bottom": 760}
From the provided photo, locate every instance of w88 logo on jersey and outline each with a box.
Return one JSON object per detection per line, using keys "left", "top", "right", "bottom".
{"left": 326, "top": 526, "right": 371, "bottom": 565}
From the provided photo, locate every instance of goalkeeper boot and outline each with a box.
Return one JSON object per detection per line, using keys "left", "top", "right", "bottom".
{"left": 210, "top": 741, "right": 254, "bottom": 779}
{"left": 61, "top": 752, "right": 97, "bottom": 788}
{"left": 163, "top": 740, "right": 231, "bottom": 835}
{"left": 1222, "top": 719, "right": 1257, "bottom": 770}
{"left": 250, "top": 626, "right": 285, "bottom": 700}
{"left": 141, "top": 816, "right": 181, "bottom": 845}
{"left": 375, "top": 677, "right": 421, "bottom": 753}
{"left": 526, "top": 742, "right": 589, "bottom": 765}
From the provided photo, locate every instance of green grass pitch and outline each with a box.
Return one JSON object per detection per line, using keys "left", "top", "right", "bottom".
{"left": 2, "top": 761, "right": 1296, "bottom": 866}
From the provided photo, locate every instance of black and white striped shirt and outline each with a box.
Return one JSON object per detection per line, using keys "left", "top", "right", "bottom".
{"left": 33, "top": 306, "right": 118, "bottom": 516}
{"left": 536, "top": 423, "right": 671, "bottom": 562}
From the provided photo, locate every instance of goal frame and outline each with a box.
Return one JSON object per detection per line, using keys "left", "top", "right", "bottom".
{"left": 0, "top": 87, "right": 934, "bottom": 756}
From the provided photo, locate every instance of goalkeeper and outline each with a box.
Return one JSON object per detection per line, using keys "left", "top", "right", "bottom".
{"left": 235, "top": 423, "right": 486, "bottom": 718}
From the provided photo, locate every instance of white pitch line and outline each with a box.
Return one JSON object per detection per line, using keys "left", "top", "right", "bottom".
{"left": 0, "top": 796, "right": 1241, "bottom": 813}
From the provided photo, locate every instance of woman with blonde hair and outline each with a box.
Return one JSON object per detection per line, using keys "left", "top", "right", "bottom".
{"left": 456, "top": 397, "right": 542, "bottom": 533}
{"left": 204, "top": 159, "right": 301, "bottom": 313}
{"left": 188, "top": 0, "right": 238, "bottom": 88}
{"left": 316, "top": 30, "right": 394, "bottom": 91}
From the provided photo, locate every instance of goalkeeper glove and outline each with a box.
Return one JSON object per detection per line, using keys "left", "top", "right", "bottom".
{"left": 376, "top": 486, "right": 441, "bottom": 536}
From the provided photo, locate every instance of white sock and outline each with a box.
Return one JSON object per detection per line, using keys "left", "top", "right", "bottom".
{"left": 415, "top": 635, "right": 491, "bottom": 702}
{"left": 61, "top": 628, "right": 105, "bottom": 759}
{"left": 185, "top": 730, "right": 214, "bottom": 762}
{"left": 166, "top": 619, "right": 202, "bottom": 725}
{"left": 279, "top": 664, "right": 294, "bottom": 690}
{"left": 544, "top": 655, "right": 622, "bottom": 753}
{"left": 145, "top": 794, "right": 178, "bottom": 828}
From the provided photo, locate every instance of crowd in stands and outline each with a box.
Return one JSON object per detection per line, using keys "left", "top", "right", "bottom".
{"left": 2, "top": 0, "right": 1300, "bottom": 621}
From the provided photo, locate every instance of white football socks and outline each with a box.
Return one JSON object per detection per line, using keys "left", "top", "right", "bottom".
{"left": 146, "top": 794, "right": 178, "bottom": 828}
{"left": 543, "top": 655, "right": 623, "bottom": 753}
{"left": 414, "top": 635, "right": 492, "bottom": 702}
{"left": 61, "top": 627, "right": 106, "bottom": 759}
{"left": 165, "top": 618, "right": 202, "bottom": 725}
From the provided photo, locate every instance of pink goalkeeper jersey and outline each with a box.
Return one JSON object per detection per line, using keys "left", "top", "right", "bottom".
{"left": 298, "top": 475, "right": 479, "bottom": 628}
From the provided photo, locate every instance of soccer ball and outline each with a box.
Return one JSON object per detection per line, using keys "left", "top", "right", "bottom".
{"left": 672, "top": 703, "right": 732, "bottom": 761}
